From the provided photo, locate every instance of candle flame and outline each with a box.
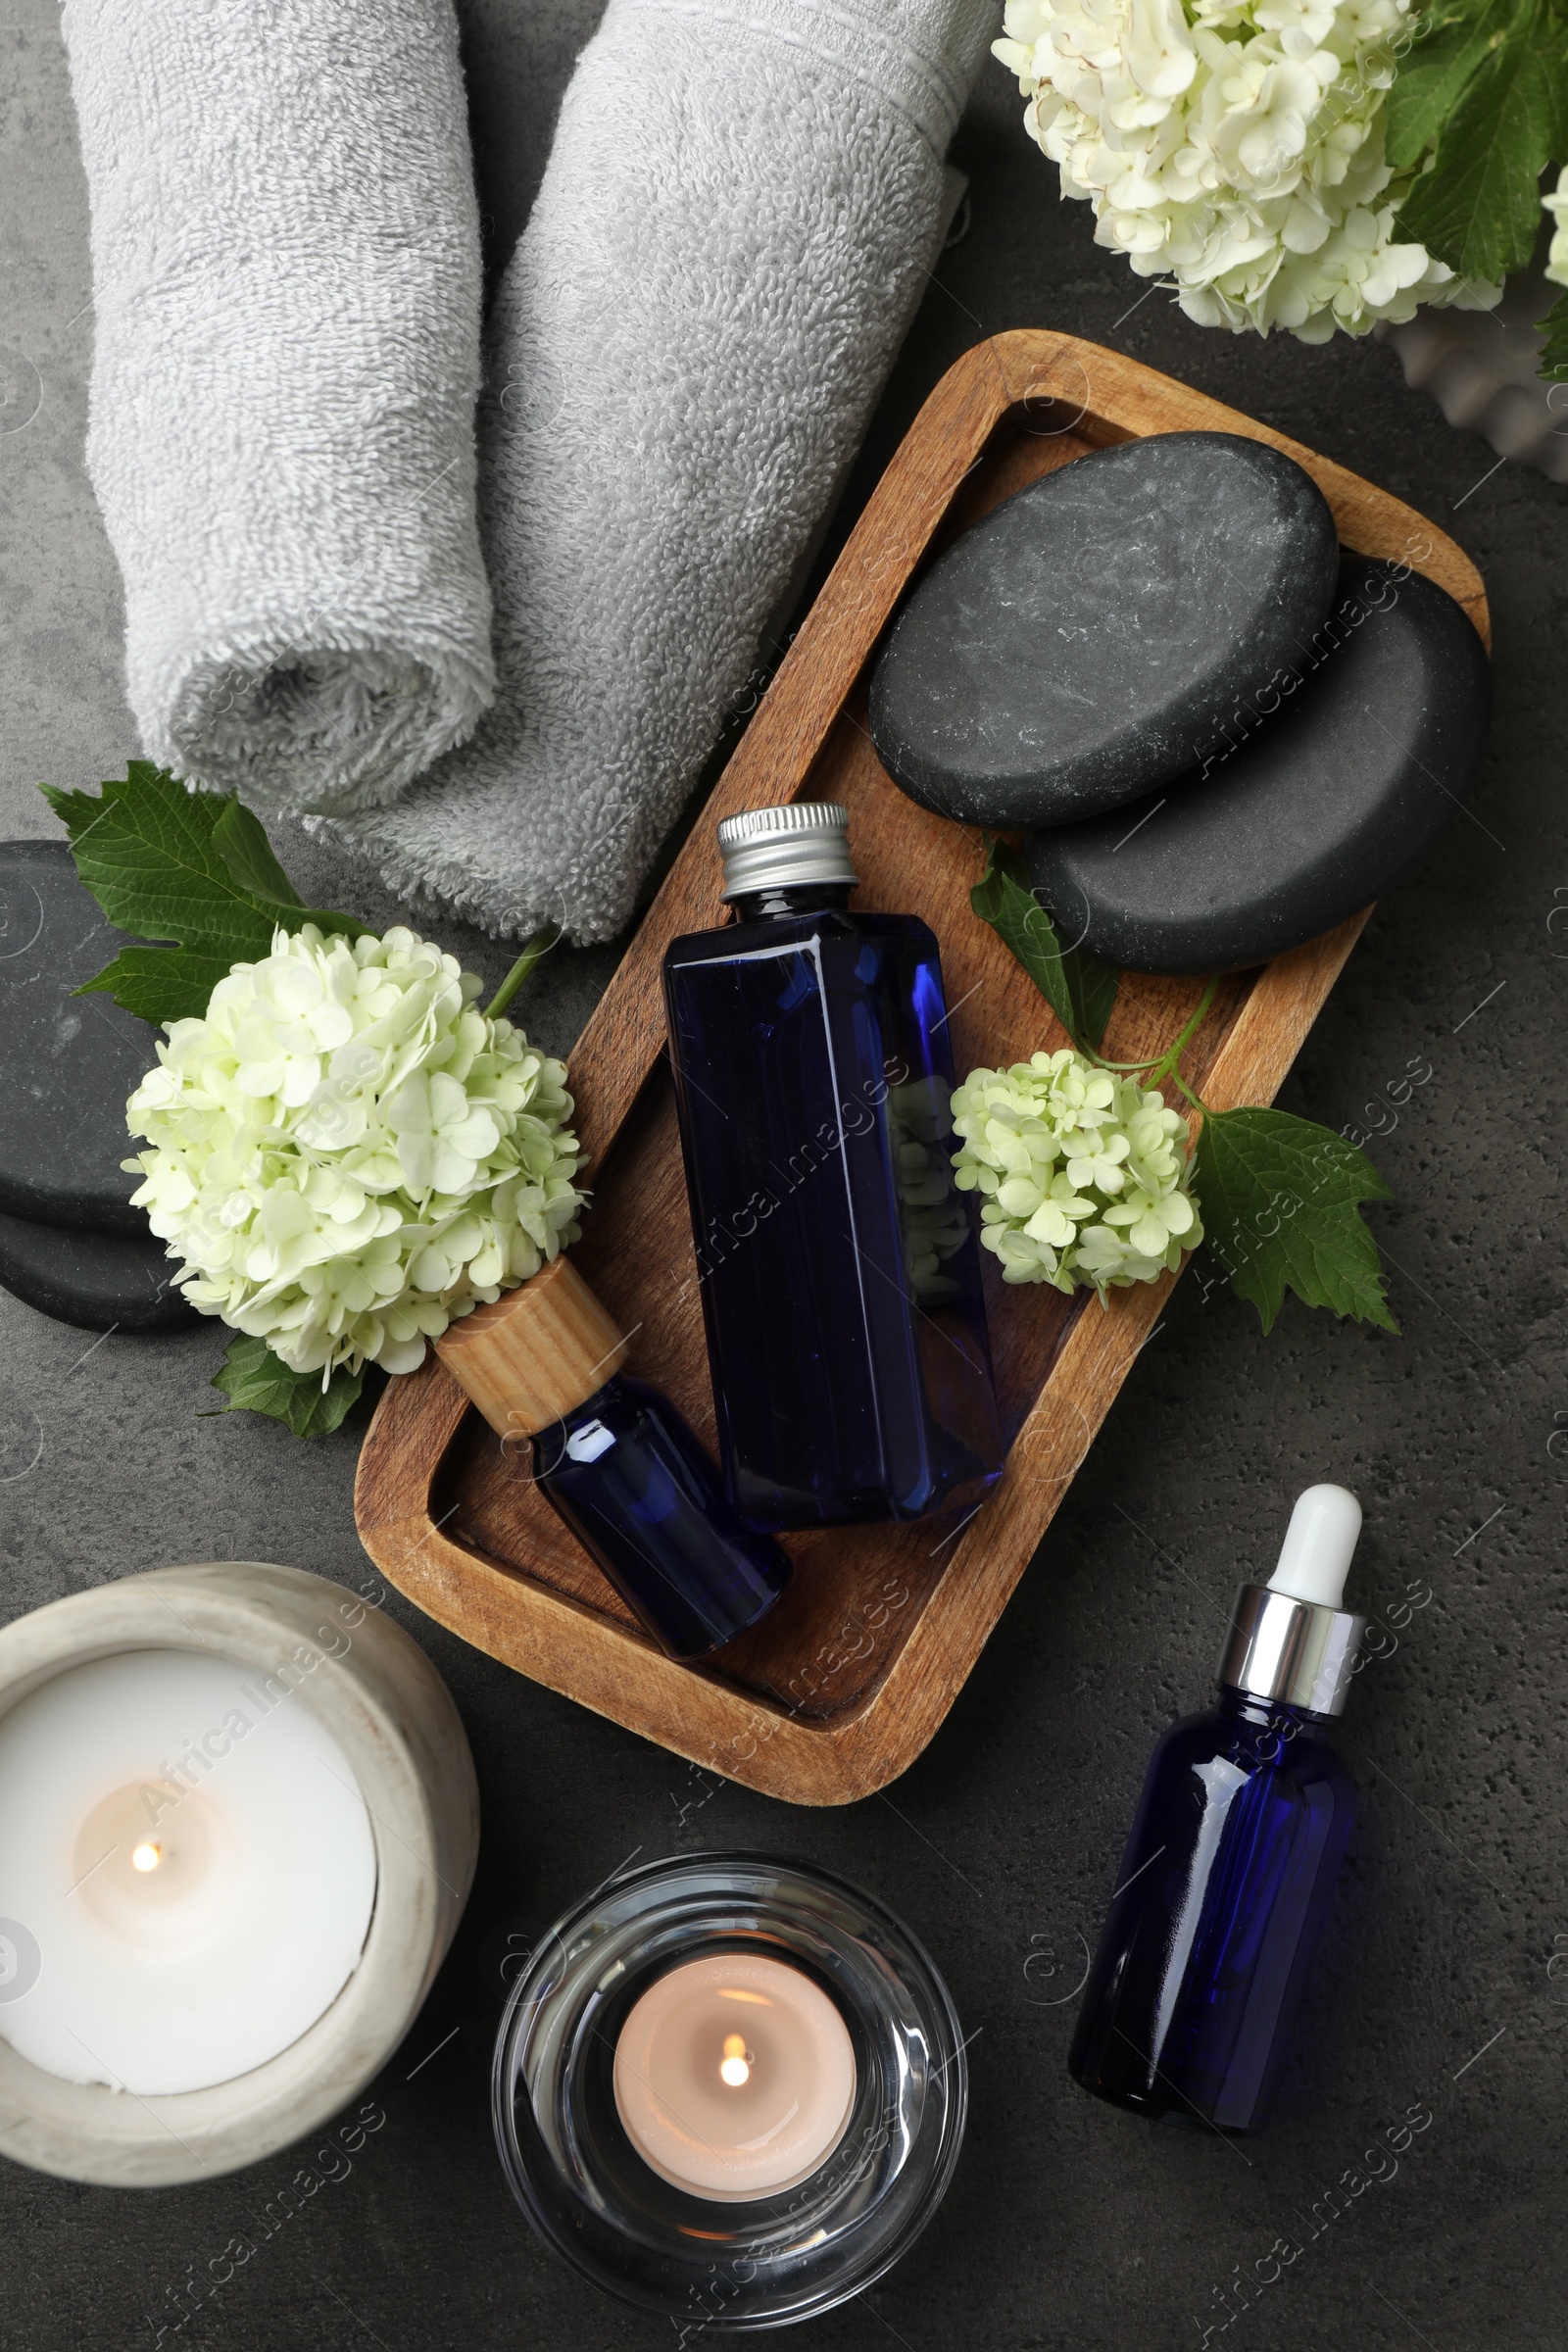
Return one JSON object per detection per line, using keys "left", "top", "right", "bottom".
{"left": 131, "top": 1841, "right": 163, "bottom": 1874}
{"left": 719, "top": 2032, "right": 752, "bottom": 2088}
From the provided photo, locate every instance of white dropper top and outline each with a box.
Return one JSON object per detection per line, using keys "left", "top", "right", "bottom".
{"left": 1266, "top": 1485, "right": 1362, "bottom": 1608}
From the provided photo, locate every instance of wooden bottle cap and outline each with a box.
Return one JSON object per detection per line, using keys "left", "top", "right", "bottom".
{"left": 434, "top": 1256, "right": 631, "bottom": 1437}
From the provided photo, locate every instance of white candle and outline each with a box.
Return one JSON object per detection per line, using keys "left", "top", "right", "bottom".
{"left": 612, "top": 1952, "right": 857, "bottom": 2201}
{"left": 0, "top": 1647, "right": 376, "bottom": 2096}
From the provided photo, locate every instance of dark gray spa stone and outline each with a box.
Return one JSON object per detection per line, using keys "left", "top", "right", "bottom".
{"left": 0, "top": 838, "right": 161, "bottom": 1234}
{"left": 1026, "top": 556, "right": 1492, "bottom": 975}
{"left": 0, "top": 1206, "right": 195, "bottom": 1333}
{"left": 868, "top": 431, "right": 1341, "bottom": 828}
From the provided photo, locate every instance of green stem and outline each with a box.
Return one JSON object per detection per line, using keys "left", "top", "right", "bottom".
{"left": 1165, "top": 1063, "right": 1207, "bottom": 1114}
{"left": 1144, "top": 973, "right": 1218, "bottom": 1091}
{"left": 483, "top": 922, "right": 562, "bottom": 1020}
{"left": 1082, "top": 973, "right": 1218, "bottom": 1095}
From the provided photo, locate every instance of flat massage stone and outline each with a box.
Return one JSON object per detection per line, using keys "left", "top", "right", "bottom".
{"left": 1025, "top": 556, "right": 1491, "bottom": 976}
{"left": 0, "top": 1207, "right": 196, "bottom": 1334}
{"left": 868, "top": 431, "right": 1340, "bottom": 828}
{"left": 0, "top": 839, "right": 161, "bottom": 1233}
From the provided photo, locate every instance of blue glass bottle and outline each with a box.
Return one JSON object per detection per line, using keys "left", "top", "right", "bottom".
{"left": 1069, "top": 1487, "right": 1366, "bottom": 2133}
{"left": 531, "top": 1371, "right": 789, "bottom": 1660}
{"left": 435, "top": 1257, "right": 789, "bottom": 1661}
{"left": 661, "top": 803, "right": 1003, "bottom": 1533}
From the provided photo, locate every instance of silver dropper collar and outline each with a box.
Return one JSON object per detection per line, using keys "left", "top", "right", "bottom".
{"left": 716, "top": 803, "right": 858, "bottom": 902}
{"left": 1218, "top": 1586, "right": 1365, "bottom": 1717}
{"left": 1218, "top": 1483, "right": 1366, "bottom": 1717}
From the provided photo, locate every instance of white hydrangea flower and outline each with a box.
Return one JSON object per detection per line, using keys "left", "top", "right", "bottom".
{"left": 951, "top": 1050, "right": 1202, "bottom": 1296}
{"left": 124, "top": 924, "right": 586, "bottom": 1382}
{"left": 1545, "top": 166, "right": 1568, "bottom": 290}
{"left": 994, "top": 0, "right": 1499, "bottom": 342}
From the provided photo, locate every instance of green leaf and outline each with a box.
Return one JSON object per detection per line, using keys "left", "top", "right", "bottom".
{"left": 971, "top": 836, "right": 1119, "bottom": 1053}
{"left": 1385, "top": 7, "right": 1508, "bottom": 172}
{"left": 211, "top": 795, "right": 304, "bottom": 906}
{"left": 1193, "top": 1108, "right": 1397, "bottom": 1336}
{"left": 1539, "top": 288, "right": 1568, "bottom": 380}
{"left": 43, "top": 761, "right": 276, "bottom": 960}
{"left": 211, "top": 796, "right": 373, "bottom": 944}
{"left": 39, "top": 762, "right": 370, "bottom": 1024}
{"left": 76, "top": 945, "right": 238, "bottom": 1026}
{"left": 1396, "top": 0, "right": 1560, "bottom": 279}
{"left": 205, "top": 1333, "right": 365, "bottom": 1438}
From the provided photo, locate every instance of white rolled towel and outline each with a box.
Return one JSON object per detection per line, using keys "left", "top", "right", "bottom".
{"left": 63, "top": 0, "right": 494, "bottom": 816}
{"left": 330, "top": 0, "right": 1002, "bottom": 942}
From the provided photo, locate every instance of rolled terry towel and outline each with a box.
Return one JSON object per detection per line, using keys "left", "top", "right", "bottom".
{"left": 329, "top": 0, "right": 1001, "bottom": 942}
{"left": 62, "top": 0, "right": 493, "bottom": 817}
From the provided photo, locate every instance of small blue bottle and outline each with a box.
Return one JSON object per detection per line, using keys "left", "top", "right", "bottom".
{"left": 436, "top": 1259, "right": 789, "bottom": 1660}
{"left": 1069, "top": 1487, "right": 1366, "bottom": 2133}
{"left": 533, "top": 1372, "right": 790, "bottom": 1659}
{"left": 661, "top": 803, "right": 1004, "bottom": 1533}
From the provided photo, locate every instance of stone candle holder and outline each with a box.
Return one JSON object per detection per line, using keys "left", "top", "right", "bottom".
{"left": 492, "top": 1851, "right": 968, "bottom": 2328}
{"left": 0, "top": 1561, "right": 478, "bottom": 2186}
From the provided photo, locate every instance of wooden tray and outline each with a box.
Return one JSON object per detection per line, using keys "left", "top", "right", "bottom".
{"left": 355, "top": 331, "right": 1488, "bottom": 1805}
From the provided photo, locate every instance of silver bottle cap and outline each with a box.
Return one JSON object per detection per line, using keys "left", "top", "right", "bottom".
{"left": 1217, "top": 1485, "right": 1366, "bottom": 1717}
{"left": 716, "top": 803, "right": 858, "bottom": 901}
{"left": 1218, "top": 1586, "right": 1365, "bottom": 1717}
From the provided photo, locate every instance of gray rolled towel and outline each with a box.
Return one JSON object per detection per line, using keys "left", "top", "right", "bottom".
{"left": 63, "top": 0, "right": 493, "bottom": 817}
{"left": 329, "top": 0, "right": 1002, "bottom": 942}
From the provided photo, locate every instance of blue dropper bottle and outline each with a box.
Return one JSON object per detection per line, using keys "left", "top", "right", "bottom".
{"left": 1069, "top": 1486, "right": 1366, "bottom": 2132}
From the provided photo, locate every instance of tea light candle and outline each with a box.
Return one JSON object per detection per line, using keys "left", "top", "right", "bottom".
{"left": 612, "top": 1952, "right": 856, "bottom": 2199}
{"left": 0, "top": 1648, "right": 376, "bottom": 2096}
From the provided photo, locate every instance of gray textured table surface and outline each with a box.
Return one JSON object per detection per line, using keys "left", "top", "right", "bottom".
{"left": 2, "top": 5, "right": 1564, "bottom": 2348}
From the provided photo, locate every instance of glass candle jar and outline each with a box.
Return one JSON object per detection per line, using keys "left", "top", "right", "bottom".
{"left": 492, "top": 1851, "right": 968, "bottom": 2328}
